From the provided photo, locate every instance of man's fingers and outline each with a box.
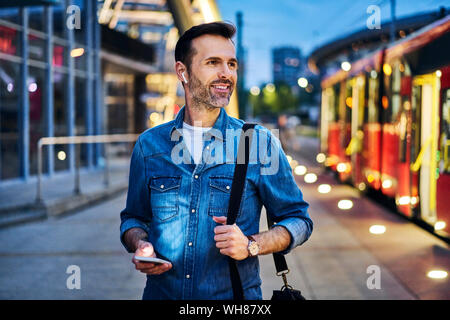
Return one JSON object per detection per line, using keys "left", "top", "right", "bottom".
{"left": 138, "top": 263, "right": 172, "bottom": 274}
{"left": 215, "top": 240, "right": 229, "bottom": 249}
{"left": 214, "top": 233, "right": 229, "bottom": 242}
{"left": 214, "top": 225, "right": 234, "bottom": 234}
{"left": 212, "top": 216, "right": 227, "bottom": 225}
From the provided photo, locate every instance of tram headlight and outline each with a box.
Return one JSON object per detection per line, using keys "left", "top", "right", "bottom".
{"left": 337, "top": 163, "right": 347, "bottom": 173}
{"left": 398, "top": 196, "right": 411, "bottom": 205}
{"left": 434, "top": 221, "right": 446, "bottom": 231}
{"left": 382, "top": 179, "right": 393, "bottom": 189}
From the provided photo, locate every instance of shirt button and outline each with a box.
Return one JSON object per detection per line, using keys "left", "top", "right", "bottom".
{"left": 226, "top": 185, "right": 230, "bottom": 190}
{"left": 206, "top": 146, "right": 210, "bottom": 150}
{"left": 186, "top": 274, "right": 190, "bottom": 279}
{"left": 160, "top": 185, "right": 164, "bottom": 189}
{"left": 194, "top": 175, "right": 199, "bottom": 179}
{"left": 188, "top": 242, "right": 193, "bottom": 247}
{"left": 191, "top": 209, "right": 195, "bottom": 213}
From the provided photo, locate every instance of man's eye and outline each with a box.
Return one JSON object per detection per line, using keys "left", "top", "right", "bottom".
{"left": 207, "top": 60, "right": 218, "bottom": 65}
{"left": 229, "top": 62, "right": 237, "bottom": 69}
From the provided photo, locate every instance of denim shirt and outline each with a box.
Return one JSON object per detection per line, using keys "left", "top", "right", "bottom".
{"left": 120, "top": 106, "right": 313, "bottom": 300}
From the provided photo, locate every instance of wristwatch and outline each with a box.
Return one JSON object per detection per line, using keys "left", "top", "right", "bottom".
{"left": 246, "top": 235, "right": 260, "bottom": 257}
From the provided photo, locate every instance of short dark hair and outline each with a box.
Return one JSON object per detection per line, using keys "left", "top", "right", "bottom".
{"left": 175, "top": 21, "right": 236, "bottom": 72}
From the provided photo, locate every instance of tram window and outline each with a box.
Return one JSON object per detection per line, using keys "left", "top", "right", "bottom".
{"left": 345, "top": 80, "right": 352, "bottom": 123}
{"left": 411, "top": 85, "right": 422, "bottom": 164}
{"left": 329, "top": 84, "right": 340, "bottom": 122}
{"left": 366, "top": 71, "right": 379, "bottom": 123}
{"left": 391, "top": 64, "right": 402, "bottom": 122}
{"left": 441, "top": 88, "right": 450, "bottom": 173}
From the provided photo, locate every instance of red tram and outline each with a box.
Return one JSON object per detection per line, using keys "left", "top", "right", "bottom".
{"left": 320, "top": 15, "right": 450, "bottom": 239}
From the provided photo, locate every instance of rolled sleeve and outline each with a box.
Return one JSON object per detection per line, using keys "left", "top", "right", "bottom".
{"left": 119, "top": 137, "right": 152, "bottom": 253}
{"left": 120, "top": 217, "right": 150, "bottom": 253}
{"left": 271, "top": 218, "right": 311, "bottom": 255}
{"left": 257, "top": 127, "right": 313, "bottom": 255}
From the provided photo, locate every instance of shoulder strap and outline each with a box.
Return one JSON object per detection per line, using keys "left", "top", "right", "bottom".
{"left": 227, "top": 123, "right": 256, "bottom": 301}
{"left": 226, "top": 123, "right": 256, "bottom": 225}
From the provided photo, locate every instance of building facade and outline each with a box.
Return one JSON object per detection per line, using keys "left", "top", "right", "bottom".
{"left": 272, "top": 46, "right": 302, "bottom": 87}
{"left": 0, "top": 0, "right": 102, "bottom": 183}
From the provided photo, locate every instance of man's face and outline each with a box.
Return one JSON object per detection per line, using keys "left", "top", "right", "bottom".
{"left": 186, "top": 34, "right": 238, "bottom": 108}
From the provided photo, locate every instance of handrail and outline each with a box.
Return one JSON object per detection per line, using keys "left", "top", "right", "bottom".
{"left": 36, "top": 134, "right": 139, "bottom": 203}
{"left": 345, "top": 130, "right": 364, "bottom": 156}
{"left": 411, "top": 136, "right": 433, "bottom": 172}
{"left": 444, "top": 140, "right": 450, "bottom": 172}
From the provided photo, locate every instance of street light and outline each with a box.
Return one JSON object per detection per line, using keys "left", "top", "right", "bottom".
{"left": 265, "top": 83, "right": 275, "bottom": 93}
{"left": 71, "top": 48, "right": 85, "bottom": 58}
{"left": 250, "top": 86, "right": 260, "bottom": 96}
{"left": 341, "top": 61, "right": 351, "bottom": 71}
{"left": 297, "top": 77, "right": 308, "bottom": 88}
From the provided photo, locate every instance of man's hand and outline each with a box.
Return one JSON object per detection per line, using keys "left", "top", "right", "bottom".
{"left": 213, "top": 216, "right": 249, "bottom": 261}
{"left": 132, "top": 240, "right": 172, "bottom": 275}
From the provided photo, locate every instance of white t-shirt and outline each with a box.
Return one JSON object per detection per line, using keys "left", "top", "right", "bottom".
{"left": 182, "top": 121, "right": 212, "bottom": 164}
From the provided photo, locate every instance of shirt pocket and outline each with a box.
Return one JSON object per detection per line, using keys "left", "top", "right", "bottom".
{"left": 208, "top": 176, "right": 235, "bottom": 217}
{"left": 148, "top": 176, "right": 181, "bottom": 222}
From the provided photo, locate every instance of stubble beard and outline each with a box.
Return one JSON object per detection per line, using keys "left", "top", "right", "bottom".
{"left": 188, "top": 72, "right": 234, "bottom": 112}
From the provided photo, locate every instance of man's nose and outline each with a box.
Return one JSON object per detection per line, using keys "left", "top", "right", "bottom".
{"left": 217, "top": 63, "right": 233, "bottom": 79}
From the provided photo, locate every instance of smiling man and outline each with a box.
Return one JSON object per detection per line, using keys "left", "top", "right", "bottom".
{"left": 120, "top": 22, "right": 313, "bottom": 300}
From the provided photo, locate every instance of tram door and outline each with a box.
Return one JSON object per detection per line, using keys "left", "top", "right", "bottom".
{"left": 349, "top": 75, "right": 365, "bottom": 187}
{"left": 436, "top": 78, "right": 450, "bottom": 235}
{"left": 411, "top": 73, "right": 440, "bottom": 228}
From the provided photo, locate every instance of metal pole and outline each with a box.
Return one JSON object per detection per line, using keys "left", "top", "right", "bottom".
{"left": 45, "top": 5, "right": 54, "bottom": 177}
{"left": 85, "top": 0, "right": 94, "bottom": 169}
{"left": 36, "top": 142, "right": 43, "bottom": 203}
{"left": 74, "top": 143, "right": 81, "bottom": 195}
{"left": 65, "top": 0, "right": 75, "bottom": 172}
{"left": 104, "top": 143, "right": 110, "bottom": 187}
{"left": 390, "top": 0, "right": 396, "bottom": 43}
{"left": 19, "top": 7, "right": 30, "bottom": 180}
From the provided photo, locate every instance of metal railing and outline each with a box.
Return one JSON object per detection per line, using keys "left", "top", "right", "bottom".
{"left": 36, "top": 134, "right": 139, "bottom": 203}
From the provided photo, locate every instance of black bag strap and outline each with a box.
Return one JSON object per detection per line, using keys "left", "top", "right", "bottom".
{"left": 266, "top": 217, "right": 290, "bottom": 276}
{"left": 227, "top": 123, "right": 256, "bottom": 300}
{"left": 227, "top": 123, "right": 294, "bottom": 300}
{"left": 226, "top": 122, "right": 256, "bottom": 225}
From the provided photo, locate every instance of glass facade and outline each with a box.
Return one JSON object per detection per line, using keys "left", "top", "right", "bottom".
{"left": 0, "top": 0, "right": 102, "bottom": 183}
{"left": 0, "top": 59, "right": 20, "bottom": 179}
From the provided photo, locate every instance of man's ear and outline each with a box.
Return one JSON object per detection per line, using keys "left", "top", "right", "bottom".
{"left": 175, "top": 61, "right": 188, "bottom": 84}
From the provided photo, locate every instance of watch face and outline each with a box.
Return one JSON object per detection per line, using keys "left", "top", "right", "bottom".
{"left": 248, "top": 241, "right": 259, "bottom": 256}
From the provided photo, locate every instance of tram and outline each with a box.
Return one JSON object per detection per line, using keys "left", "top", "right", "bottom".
{"left": 319, "top": 15, "right": 450, "bottom": 239}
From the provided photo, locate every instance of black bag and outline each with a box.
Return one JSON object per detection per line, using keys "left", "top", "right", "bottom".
{"left": 227, "top": 123, "right": 306, "bottom": 301}
{"left": 267, "top": 217, "right": 306, "bottom": 301}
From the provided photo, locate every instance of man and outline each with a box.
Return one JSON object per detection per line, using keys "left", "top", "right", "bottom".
{"left": 120, "top": 22, "right": 313, "bottom": 300}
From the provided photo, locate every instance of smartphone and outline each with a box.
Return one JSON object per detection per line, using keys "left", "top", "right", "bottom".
{"left": 134, "top": 256, "right": 171, "bottom": 264}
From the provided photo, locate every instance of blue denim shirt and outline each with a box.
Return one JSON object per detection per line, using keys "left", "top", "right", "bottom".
{"left": 120, "top": 106, "right": 313, "bottom": 300}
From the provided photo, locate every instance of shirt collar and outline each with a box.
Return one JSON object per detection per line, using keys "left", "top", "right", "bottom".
{"left": 170, "top": 105, "right": 228, "bottom": 142}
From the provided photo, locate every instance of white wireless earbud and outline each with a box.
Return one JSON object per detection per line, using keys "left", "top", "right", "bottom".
{"left": 182, "top": 72, "right": 188, "bottom": 84}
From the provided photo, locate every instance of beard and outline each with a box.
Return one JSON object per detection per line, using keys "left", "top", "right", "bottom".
{"left": 187, "top": 72, "right": 234, "bottom": 110}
